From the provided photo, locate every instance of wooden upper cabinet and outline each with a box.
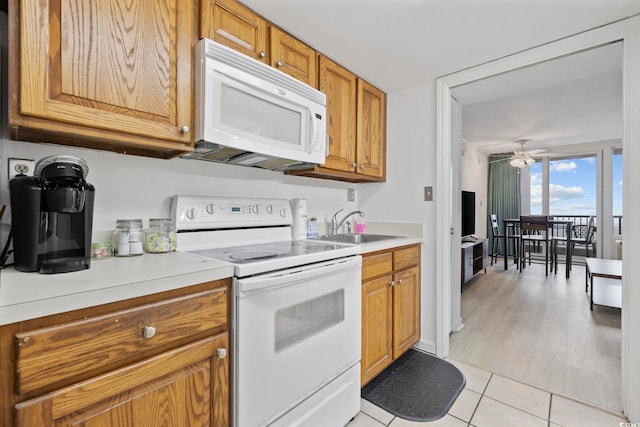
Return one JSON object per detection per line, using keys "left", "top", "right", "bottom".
{"left": 357, "top": 80, "right": 387, "bottom": 179}
{"left": 319, "top": 56, "right": 357, "bottom": 172}
{"left": 9, "top": 0, "right": 195, "bottom": 158}
{"left": 269, "top": 27, "right": 317, "bottom": 87}
{"left": 287, "top": 74, "right": 387, "bottom": 182}
{"left": 200, "top": 0, "right": 268, "bottom": 62}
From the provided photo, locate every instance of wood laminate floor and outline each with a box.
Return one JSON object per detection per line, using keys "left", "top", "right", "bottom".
{"left": 449, "top": 258, "right": 622, "bottom": 414}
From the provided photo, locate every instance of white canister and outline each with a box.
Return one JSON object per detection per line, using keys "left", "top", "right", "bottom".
{"left": 290, "top": 198, "right": 308, "bottom": 240}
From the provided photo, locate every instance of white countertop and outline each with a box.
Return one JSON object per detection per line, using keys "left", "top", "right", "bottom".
{"left": 0, "top": 252, "right": 234, "bottom": 326}
{"left": 0, "top": 221, "right": 423, "bottom": 326}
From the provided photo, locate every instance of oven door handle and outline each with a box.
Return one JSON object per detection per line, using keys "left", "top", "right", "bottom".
{"left": 237, "top": 256, "right": 362, "bottom": 294}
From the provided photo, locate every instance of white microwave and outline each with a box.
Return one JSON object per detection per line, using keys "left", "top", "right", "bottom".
{"left": 189, "top": 38, "right": 327, "bottom": 170}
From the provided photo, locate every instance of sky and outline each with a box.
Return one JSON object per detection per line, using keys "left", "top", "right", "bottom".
{"left": 529, "top": 154, "right": 623, "bottom": 216}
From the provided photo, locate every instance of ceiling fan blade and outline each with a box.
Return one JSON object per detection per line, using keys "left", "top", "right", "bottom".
{"left": 488, "top": 156, "right": 516, "bottom": 164}
{"left": 527, "top": 149, "right": 546, "bottom": 155}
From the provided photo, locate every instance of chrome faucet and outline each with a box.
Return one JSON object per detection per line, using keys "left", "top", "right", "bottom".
{"left": 331, "top": 209, "right": 365, "bottom": 235}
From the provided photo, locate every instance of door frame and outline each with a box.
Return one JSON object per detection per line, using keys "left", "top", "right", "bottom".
{"left": 435, "top": 16, "right": 640, "bottom": 419}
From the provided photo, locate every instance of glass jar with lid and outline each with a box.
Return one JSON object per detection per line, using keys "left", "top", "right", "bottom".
{"left": 144, "top": 218, "right": 177, "bottom": 253}
{"left": 112, "top": 219, "right": 144, "bottom": 256}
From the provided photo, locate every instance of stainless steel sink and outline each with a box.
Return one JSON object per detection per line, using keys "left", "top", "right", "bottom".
{"left": 312, "top": 233, "right": 404, "bottom": 244}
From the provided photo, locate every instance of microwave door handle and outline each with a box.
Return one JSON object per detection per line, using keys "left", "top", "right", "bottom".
{"left": 307, "top": 109, "right": 319, "bottom": 154}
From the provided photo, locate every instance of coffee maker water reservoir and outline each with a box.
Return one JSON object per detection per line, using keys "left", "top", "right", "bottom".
{"left": 10, "top": 155, "right": 95, "bottom": 273}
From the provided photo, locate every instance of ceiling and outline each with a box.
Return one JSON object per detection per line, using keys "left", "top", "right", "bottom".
{"left": 452, "top": 42, "right": 623, "bottom": 155}
{"left": 240, "top": 0, "right": 639, "bottom": 156}
{"left": 241, "top": 0, "right": 639, "bottom": 92}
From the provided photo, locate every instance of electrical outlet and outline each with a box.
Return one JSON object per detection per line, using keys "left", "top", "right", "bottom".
{"left": 347, "top": 188, "right": 355, "bottom": 202}
{"left": 8, "top": 158, "right": 35, "bottom": 180}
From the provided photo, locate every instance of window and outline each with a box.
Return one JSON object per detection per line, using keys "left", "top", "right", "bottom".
{"left": 548, "top": 156, "right": 596, "bottom": 216}
{"left": 613, "top": 150, "right": 623, "bottom": 235}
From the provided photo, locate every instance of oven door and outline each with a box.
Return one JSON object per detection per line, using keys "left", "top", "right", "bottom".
{"left": 233, "top": 255, "right": 362, "bottom": 427}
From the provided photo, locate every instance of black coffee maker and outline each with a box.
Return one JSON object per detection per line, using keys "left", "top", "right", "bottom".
{"left": 10, "top": 155, "right": 95, "bottom": 273}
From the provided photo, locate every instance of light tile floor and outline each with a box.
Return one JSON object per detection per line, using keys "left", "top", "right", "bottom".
{"left": 349, "top": 360, "right": 628, "bottom": 427}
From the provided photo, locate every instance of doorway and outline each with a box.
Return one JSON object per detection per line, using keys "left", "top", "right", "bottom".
{"left": 435, "top": 16, "right": 640, "bottom": 420}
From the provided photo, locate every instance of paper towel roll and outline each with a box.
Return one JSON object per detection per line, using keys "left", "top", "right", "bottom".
{"left": 290, "top": 198, "right": 308, "bottom": 240}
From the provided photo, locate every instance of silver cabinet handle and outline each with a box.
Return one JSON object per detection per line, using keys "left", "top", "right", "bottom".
{"left": 276, "top": 60, "right": 283, "bottom": 67}
{"left": 142, "top": 326, "right": 156, "bottom": 339}
{"left": 181, "top": 125, "right": 190, "bottom": 134}
{"left": 359, "top": 164, "right": 365, "bottom": 170}
{"left": 217, "top": 348, "right": 228, "bottom": 359}
{"left": 397, "top": 278, "right": 403, "bottom": 285}
{"left": 259, "top": 51, "right": 266, "bottom": 58}
{"left": 389, "top": 280, "right": 395, "bottom": 287}
{"left": 351, "top": 162, "right": 357, "bottom": 168}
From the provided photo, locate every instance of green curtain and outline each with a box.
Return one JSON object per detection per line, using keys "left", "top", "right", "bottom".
{"left": 487, "top": 153, "right": 521, "bottom": 254}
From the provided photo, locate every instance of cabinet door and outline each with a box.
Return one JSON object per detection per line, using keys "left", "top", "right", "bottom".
{"left": 201, "top": 0, "right": 268, "bottom": 62}
{"left": 269, "top": 27, "right": 317, "bottom": 87}
{"left": 461, "top": 246, "right": 473, "bottom": 284}
{"left": 14, "top": 0, "right": 194, "bottom": 153}
{"left": 319, "top": 55, "right": 357, "bottom": 173}
{"left": 361, "top": 275, "right": 393, "bottom": 386}
{"left": 15, "top": 334, "right": 230, "bottom": 427}
{"left": 356, "top": 79, "right": 386, "bottom": 179}
{"left": 392, "top": 266, "right": 420, "bottom": 359}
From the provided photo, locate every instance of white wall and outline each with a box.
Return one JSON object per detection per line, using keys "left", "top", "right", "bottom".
{"left": 359, "top": 82, "right": 438, "bottom": 352}
{"left": 0, "top": 85, "right": 441, "bottom": 352}
{"left": 0, "top": 140, "right": 361, "bottom": 232}
{"left": 0, "top": 84, "right": 440, "bottom": 350}
{"left": 460, "top": 144, "right": 488, "bottom": 238}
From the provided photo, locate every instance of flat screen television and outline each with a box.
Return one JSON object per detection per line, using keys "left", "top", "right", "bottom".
{"left": 461, "top": 191, "right": 476, "bottom": 238}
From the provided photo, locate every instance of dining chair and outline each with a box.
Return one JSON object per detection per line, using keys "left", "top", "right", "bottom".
{"left": 520, "top": 215, "right": 553, "bottom": 276}
{"left": 489, "top": 214, "right": 519, "bottom": 265}
{"left": 551, "top": 220, "right": 573, "bottom": 274}
{"left": 572, "top": 216, "right": 596, "bottom": 258}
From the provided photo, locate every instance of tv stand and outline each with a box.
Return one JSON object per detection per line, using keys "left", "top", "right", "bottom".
{"left": 461, "top": 235, "right": 477, "bottom": 243}
{"left": 461, "top": 238, "right": 488, "bottom": 285}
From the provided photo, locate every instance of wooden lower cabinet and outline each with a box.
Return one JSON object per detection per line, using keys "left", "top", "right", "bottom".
{"left": 361, "top": 245, "right": 421, "bottom": 386}
{"left": 0, "top": 280, "right": 231, "bottom": 427}
{"left": 361, "top": 274, "right": 394, "bottom": 384}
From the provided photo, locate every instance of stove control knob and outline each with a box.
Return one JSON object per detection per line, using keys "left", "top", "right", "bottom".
{"left": 279, "top": 209, "right": 287, "bottom": 218}
{"left": 185, "top": 208, "right": 198, "bottom": 220}
{"left": 206, "top": 204, "right": 217, "bottom": 215}
{"left": 252, "top": 205, "right": 260, "bottom": 214}
{"left": 266, "top": 204, "right": 274, "bottom": 214}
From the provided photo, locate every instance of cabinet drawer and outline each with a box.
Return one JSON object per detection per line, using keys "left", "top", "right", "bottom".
{"left": 394, "top": 245, "right": 420, "bottom": 271}
{"left": 362, "top": 252, "right": 393, "bottom": 281}
{"left": 14, "top": 287, "right": 228, "bottom": 395}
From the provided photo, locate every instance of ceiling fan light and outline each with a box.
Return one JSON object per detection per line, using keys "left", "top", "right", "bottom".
{"left": 510, "top": 158, "right": 526, "bottom": 168}
{"left": 525, "top": 157, "right": 536, "bottom": 166}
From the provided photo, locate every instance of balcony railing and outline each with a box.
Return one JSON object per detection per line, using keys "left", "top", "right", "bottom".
{"left": 550, "top": 214, "right": 623, "bottom": 235}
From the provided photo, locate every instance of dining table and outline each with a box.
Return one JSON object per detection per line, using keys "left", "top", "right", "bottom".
{"left": 503, "top": 218, "right": 573, "bottom": 278}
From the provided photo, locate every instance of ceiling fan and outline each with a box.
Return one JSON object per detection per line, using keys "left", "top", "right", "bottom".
{"left": 492, "top": 139, "right": 546, "bottom": 168}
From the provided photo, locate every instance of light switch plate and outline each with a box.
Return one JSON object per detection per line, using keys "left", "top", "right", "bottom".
{"left": 424, "top": 186, "right": 433, "bottom": 201}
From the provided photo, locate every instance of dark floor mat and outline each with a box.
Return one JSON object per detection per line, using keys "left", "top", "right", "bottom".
{"left": 361, "top": 349, "right": 466, "bottom": 422}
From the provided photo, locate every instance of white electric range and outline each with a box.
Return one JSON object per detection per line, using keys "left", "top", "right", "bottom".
{"left": 172, "top": 195, "right": 362, "bottom": 427}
